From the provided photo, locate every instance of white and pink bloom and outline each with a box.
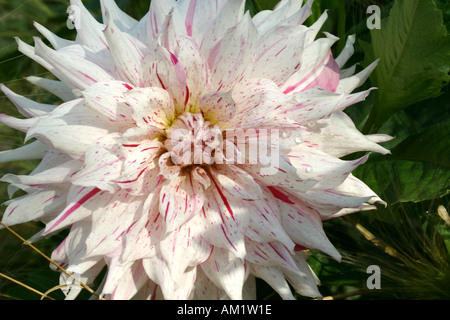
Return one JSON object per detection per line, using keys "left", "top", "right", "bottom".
{"left": 0, "top": 0, "right": 391, "bottom": 300}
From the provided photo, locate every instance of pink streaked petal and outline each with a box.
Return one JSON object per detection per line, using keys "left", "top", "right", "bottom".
{"left": 200, "top": 177, "right": 249, "bottom": 259}
{"left": 83, "top": 192, "right": 144, "bottom": 258}
{"left": 34, "top": 37, "right": 115, "bottom": 91}
{"left": 116, "top": 163, "right": 163, "bottom": 196}
{"left": 211, "top": 165, "right": 263, "bottom": 200}
{"left": 252, "top": 25, "right": 306, "bottom": 87}
{"left": 100, "top": 0, "right": 138, "bottom": 32}
{"left": 159, "top": 171, "right": 204, "bottom": 232}
{"left": 200, "top": 246, "right": 246, "bottom": 300}
{"left": 69, "top": 0, "right": 109, "bottom": 55}
{"left": 42, "top": 186, "right": 104, "bottom": 235}
{"left": 106, "top": 261, "right": 148, "bottom": 300}
{"left": 121, "top": 127, "right": 164, "bottom": 145}
{"left": 1, "top": 84, "right": 55, "bottom": 118}
{"left": 245, "top": 189, "right": 295, "bottom": 250}
{"left": 200, "top": 0, "right": 246, "bottom": 59}
{"left": 1, "top": 188, "right": 67, "bottom": 228}
{"left": 199, "top": 90, "right": 235, "bottom": 123}
{"left": 175, "top": 36, "right": 212, "bottom": 110}
{"left": 142, "top": 254, "right": 197, "bottom": 299}
{"left": 250, "top": 265, "right": 295, "bottom": 300}
{"left": 1, "top": 158, "right": 80, "bottom": 187}
{"left": 148, "top": 0, "right": 178, "bottom": 40}
{"left": 25, "top": 76, "right": 76, "bottom": 102}
{"left": 207, "top": 12, "right": 258, "bottom": 92}
{"left": 282, "top": 34, "right": 339, "bottom": 95}
{"left": 245, "top": 239, "right": 303, "bottom": 275}
{"left": 0, "top": 141, "right": 49, "bottom": 164}
{"left": 103, "top": 9, "right": 147, "bottom": 87}
{"left": 0, "top": 114, "right": 38, "bottom": 133}
{"left": 119, "top": 139, "right": 163, "bottom": 173}
{"left": 159, "top": 221, "right": 213, "bottom": 283}
{"left": 228, "top": 78, "right": 291, "bottom": 129}
{"left": 279, "top": 87, "right": 374, "bottom": 124}
{"left": 82, "top": 81, "right": 136, "bottom": 127}
{"left": 241, "top": 154, "right": 317, "bottom": 194}
{"left": 120, "top": 189, "right": 163, "bottom": 262}
{"left": 180, "top": 0, "right": 228, "bottom": 40}
{"left": 71, "top": 133, "right": 123, "bottom": 192}
{"left": 288, "top": 144, "right": 369, "bottom": 190}
{"left": 277, "top": 192, "right": 342, "bottom": 261}
{"left": 306, "top": 111, "right": 391, "bottom": 158}
{"left": 300, "top": 50, "right": 341, "bottom": 93}
{"left": 125, "top": 86, "right": 176, "bottom": 129}
{"left": 303, "top": 173, "right": 385, "bottom": 219}
{"left": 284, "top": 252, "right": 322, "bottom": 298}
{"left": 252, "top": 0, "right": 312, "bottom": 35}
{"left": 141, "top": 45, "right": 189, "bottom": 114}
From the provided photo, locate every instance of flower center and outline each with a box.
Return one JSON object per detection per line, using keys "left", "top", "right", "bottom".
{"left": 164, "top": 112, "right": 223, "bottom": 166}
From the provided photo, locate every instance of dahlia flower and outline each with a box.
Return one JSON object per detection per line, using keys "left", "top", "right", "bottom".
{"left": 0, "top": 0, "right": 391, "bottom": 300}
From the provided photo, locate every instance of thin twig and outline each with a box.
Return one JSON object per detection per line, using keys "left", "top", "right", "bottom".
{"left": 0, "top": 272, "right": 55, "bottom": 300}
{"left": 345, "top": 216, "right": 401, "bottom": 258}
{"left": 0, "top": 221, "right": 102, "bottom": 300}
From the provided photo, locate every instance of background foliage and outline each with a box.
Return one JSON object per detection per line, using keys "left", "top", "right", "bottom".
{"left": 0, "top": 0, "right": 449, "bottom": 300}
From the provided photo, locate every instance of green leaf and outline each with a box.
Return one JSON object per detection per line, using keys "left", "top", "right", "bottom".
{"left": 361, "top": 0, "right": 450, "bottom": 133}
{"left": 354, "top": 120, "right": 450, "bottom": 204}
{"left": 251, "top": 0, "right": 281, "bottom": 11}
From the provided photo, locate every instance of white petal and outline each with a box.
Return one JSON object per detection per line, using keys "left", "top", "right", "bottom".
{"left": 1, "top": 84, "right": 55, "bottom": 118}
{"left": 250, "top": 265, "right": 295, "bottom": 300}
{"left": 70, "top": 0, "right": 109, "bottom": 55}
{"left": 307, "top": 111, "right": 391, "bottom": 157}
{"left": 26, "top": 100, "right": 114, "bottom": 159}
{"left": 285, "top": 252, "right": 322, "bottom": 298}
{"left": 33, "top": 22, "right": 73, "bottom": 50}
{"left": 0, "top": 141, "right": 48, "bottom": 163}
{"left": 26, "top": 76, "right": 76, "bottom": 102}
{"left": 288, "top": 145, "right": 369, "bottom": 190}
{"left": 100, "top": 0, "right": 138, "bottom": 31}
{"left": 34, "top": 38, "right": 115, "bottom": 91}
{"left": 201, "top": 247, "right": 246, "bottom": 300}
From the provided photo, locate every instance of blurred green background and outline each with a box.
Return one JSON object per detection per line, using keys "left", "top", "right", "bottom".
{"left": 0, "top": 0, "right": 449, "bottom": 300}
